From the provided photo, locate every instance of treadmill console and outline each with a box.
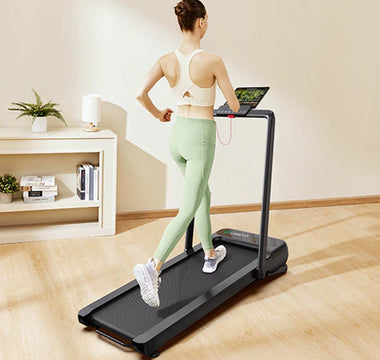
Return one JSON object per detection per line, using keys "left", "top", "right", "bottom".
{"left": 215, "top": 86, "right": 269, "bottom": 117}
{"left": 215, "top": 104, "right": 251, "bottom": 116}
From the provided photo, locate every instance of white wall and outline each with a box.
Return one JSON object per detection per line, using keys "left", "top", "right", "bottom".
{"left": 1, "top": 0, "right": 379, "bottom": 214}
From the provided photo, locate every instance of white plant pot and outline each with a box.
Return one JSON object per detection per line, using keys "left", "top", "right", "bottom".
{"left": 0, "top": 192, "right": 12, "bottom": 204}
{"left": 32, "top": 116, "right": 47, "bottom": 132}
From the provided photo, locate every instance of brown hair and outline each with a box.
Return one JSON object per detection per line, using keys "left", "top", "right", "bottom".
{"left": 174, "top": 0, "right": 206, "bottom": 32}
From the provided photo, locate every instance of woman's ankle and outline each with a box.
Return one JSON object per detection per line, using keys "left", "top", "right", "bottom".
{"left": 152, "top": 257, "right": 162, "bottom": 272}
{"left": 205, "top": 248, "right": 216, "bottom": 258}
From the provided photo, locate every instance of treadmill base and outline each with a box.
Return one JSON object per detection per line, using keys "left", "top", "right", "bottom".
{"left": 78, "top": 229, "right": 288, "bottom": 358}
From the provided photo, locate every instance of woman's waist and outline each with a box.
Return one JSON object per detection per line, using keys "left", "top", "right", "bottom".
{"left": 177, "top": 105, "right": 215, "bottom": 122}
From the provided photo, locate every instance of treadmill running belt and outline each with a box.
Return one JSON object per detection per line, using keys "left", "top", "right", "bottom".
{"left": 87, "top": 239, "right": 258, "bottom": 338}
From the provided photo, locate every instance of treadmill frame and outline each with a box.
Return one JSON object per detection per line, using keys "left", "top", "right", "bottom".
{"left": 78, "top": 109, "right": 286, "bottom": 357}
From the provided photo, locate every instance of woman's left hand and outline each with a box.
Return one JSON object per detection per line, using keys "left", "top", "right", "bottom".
{"left": 157, "top": 108, "right": 174, "bottom": 122}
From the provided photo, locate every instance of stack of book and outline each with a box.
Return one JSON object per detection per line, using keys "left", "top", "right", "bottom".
{"left": 76, "top": 162, "right": 99, "bottom": 200}
{"left": 20, "top": 175, "right": 58, "bottom": 203}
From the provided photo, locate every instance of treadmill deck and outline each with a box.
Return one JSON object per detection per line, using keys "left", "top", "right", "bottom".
{"left": 78, "top": 232, "right": 288, "bottom": 357}
{"left": 84, "top": 239, "right": 258, "bottom": 338}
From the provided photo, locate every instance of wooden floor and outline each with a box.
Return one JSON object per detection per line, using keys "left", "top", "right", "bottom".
{"left": 1, "top": 203, "right": 379, "bottom": 360}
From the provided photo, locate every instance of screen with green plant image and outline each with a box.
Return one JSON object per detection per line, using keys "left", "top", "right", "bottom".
{"left": 235, "top": 87, "right": 269, "bottom": 107}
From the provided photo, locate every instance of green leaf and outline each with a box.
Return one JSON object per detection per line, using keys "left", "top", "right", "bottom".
{"left": 32, "top": 88, "right": 42, "bottom": 106}
{"left": 19, "top": 102, "right": 39, "bottom": 109}
{"left": 49, "top": 109, "right": 67, "bottom": 126}
{"left": 9, "top": 102, "right": 30, "bottom": 110}
{"left": 40, "top": 102, "right": 60, "bottom": 110}
{"left": 16, "top": 112, "right": 34, "bottom": 119}
{"left": 15, "top": 101, "right": 33, "bottom": 107}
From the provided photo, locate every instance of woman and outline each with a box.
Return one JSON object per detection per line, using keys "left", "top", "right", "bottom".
{"left": 133, "top": 0, "right": 240, "bottom": 308}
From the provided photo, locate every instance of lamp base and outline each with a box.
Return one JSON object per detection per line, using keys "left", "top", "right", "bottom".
{"left": 83, "top": 122, "right": 99, "bottom": 132}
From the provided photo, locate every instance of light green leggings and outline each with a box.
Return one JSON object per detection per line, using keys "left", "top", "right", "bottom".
{"left": 153, "top": 115, "right": 216, "bottom": 263}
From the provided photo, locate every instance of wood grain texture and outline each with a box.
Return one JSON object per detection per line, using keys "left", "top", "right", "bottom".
{"left": 1, "top": 203, "right": 379, "bottom": 360}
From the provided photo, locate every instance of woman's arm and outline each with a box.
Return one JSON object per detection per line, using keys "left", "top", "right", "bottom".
{"left": 213, "top": 56, "right": 240, "bottom": 113}
{"left": 136, "top": 58, "right": 172, "bottom": 121}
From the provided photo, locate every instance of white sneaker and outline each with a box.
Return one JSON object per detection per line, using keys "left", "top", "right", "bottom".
{"left": 202, "top": 245, "right": 227, "bottom": 273}
{"left": 133, "top": 257, "right": 162, "bottom": 308}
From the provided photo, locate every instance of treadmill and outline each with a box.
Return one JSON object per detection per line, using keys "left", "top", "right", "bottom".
{"left": 78, "top": 108, "right": 289, "bottom": 358}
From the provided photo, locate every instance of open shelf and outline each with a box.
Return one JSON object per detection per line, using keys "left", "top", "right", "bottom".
{"left": 0, "top": 126, "right": 117, "bottom": 243}
{"left": 0, "top": 189, "right": 100, "bottom": 213}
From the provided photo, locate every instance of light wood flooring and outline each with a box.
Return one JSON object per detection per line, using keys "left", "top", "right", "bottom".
{"left": 1, "top": 203, "right": 379, "bottom": 360}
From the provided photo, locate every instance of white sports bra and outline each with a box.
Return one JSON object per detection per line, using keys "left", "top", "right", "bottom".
{"left": 171, "top": 48, "right": 216, "bottom": 107}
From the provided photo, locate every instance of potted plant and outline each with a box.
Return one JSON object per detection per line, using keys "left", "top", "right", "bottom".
{"left": 8, "top": 89, "right": 68, "bottom": 132}
{"left": 0, "top": 173, "right": 20, "bottom": 204}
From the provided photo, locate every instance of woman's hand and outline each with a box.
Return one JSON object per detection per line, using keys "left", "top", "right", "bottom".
{"left": 157, "top": 108, "right": 174, "bottom": 122}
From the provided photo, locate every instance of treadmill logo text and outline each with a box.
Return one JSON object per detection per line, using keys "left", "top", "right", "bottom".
{"left": 224, "top": 230, "right": 249, "bottom": 237}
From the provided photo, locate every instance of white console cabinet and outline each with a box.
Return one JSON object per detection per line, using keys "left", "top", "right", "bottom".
{"left": 0, "top": 126, "right": 117, "bottom": 244}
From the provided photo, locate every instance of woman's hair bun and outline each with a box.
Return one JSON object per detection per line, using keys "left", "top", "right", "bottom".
{"left": 174, "top": 0, "right": 206, "bottom": 32}
{"left": 175, "top": 2, "right": 188, "bottom": 17}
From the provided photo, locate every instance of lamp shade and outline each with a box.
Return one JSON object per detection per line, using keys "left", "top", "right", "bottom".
{"left": 82, "top": 94, "right": 101, "bottom": 124}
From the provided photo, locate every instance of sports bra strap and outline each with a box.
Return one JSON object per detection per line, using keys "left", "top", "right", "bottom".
{"left": 175, "top": 49, "right": 204, "bottom": 81}
{"left": 174, "top": 48, "right": 204, "bottom": 58}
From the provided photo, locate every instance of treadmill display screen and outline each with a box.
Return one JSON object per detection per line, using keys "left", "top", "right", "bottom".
{"left": 235, "top": 87, "right": 269, "bottom": 108}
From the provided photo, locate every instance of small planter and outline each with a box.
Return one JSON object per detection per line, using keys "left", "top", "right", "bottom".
{"left": 0, "top": 174, "right": 20, "bottom": 203}
{"left": 8, "top": 89, "right": 67, "bottom": 132}
{"left": 32, "top": 116, "right": 47, "bottom": 132}
{"left": 0, "top": 192, "right": 13, "bottom": 204}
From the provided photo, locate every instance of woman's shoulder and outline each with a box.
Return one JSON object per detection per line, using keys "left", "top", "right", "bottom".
{"left": 199, "top": 50, "right": 220, "bottom": 62}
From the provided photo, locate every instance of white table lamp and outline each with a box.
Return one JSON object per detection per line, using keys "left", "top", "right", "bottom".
{"left": 82, "top": 94, "right": 101, "bottom": 132}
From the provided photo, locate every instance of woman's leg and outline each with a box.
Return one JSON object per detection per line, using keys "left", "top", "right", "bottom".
{"left": 153, "top": 117, "right": 216, "bottom": 265}
{"left": 194, "top": 184, "right": 215, "bottom": 254}
{"left": 165, "top": 155, "right": 214, "bottom": 256}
